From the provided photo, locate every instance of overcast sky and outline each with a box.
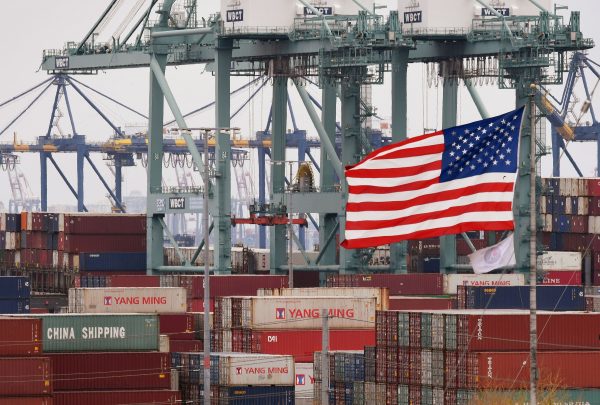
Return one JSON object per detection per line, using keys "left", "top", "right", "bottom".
{"left": 0, "top": 0, "right": 598, "bottom": 212}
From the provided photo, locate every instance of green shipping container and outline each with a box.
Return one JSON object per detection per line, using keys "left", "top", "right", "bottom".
{"left": 472, "top": 389, "right": 600, "bottom": 404}
{"left": 38, "top": 314, "right": 159, "bottom": 352}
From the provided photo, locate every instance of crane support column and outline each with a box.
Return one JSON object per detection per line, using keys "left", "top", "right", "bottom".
{"left": 319, "top": 79, "right": 338, "bottom": 267}
{"left": 515, "top": 81, "right": 534, "bottom": 274}
{"left": 270, "top": 75, "right": 288, "bottom": 273}
{"left": 440, "top": 79, "right": 458, "bottom": 273}
{"left": 339, "top": 76, "right": 364, "bottom": 273}
{"left": 390, "top": 48, "right": 409, "bottom": 273}
{"left": 297, "top": 133, "right": 306, "bottom": 250}
{"left": 146, "top": 53, "right": 167, "bottom": 274}
{"left": 40, "top": 152, "right": 48, "bottom": 212}
{"left": 76, "top": 145, "right": 85, "bottom": 212}
{"left": 214, "top": 38, "right": 233, "bottom": 273}
{"left": 258, "top": 131, "right": 267, "bottom": 249}
{"left": 115, "top": 158, "right": 123, "bottom": 211}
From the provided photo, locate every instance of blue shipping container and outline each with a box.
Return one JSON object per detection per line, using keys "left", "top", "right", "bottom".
{"left": 0, "top": 298, "right": 30, "bottom": 314}
{"left": 218, "top": 386, "right": 294, "bottom": 405}
{"left": 463, "top": 286, "right": 585, "bottom": 311}
{"left": 79, "top": 252, "right": 147, "bottom": 271}
{"left": 0, "top": 277, "right": 30, "bottom": 298}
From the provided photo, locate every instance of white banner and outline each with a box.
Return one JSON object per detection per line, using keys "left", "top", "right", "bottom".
{"left": 468, "top": 233, "right": 516, "bottom": 274}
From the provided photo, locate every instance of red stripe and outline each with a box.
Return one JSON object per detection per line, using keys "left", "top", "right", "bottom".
{"left": 347, "top": 160, "right": 442, "bottom": 179}
{"left": 345, "top": 202, "right": 513, "bottom": 230}
{"left": 372, "top": 144, "right": 445, "bottom": 160}
{"left": 346, "top": 131, "right": 443, "bottom": 170}
{"left": 349, "top": 177, "right": 440, "bottom": 194}
{"left": 340, "top": 221, "right": 515, "bottom": 249}
{"left": 347, "top": 182, "right": 515, "bottom": 212}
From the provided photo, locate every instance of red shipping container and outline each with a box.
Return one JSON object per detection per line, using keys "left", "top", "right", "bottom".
{"left": 57, "top": 232, "right": 64, "bottom": 251}
{"left": 107, "top": 275, "right": 160, "bottom": 287}
{"left": 251, "top": 329, "right": 375, "bottom": 362}
{"left": 0, "top": 398, "right": 53, "bottom": 405}
{"left": 64, "top": 234, "right": 145, "bottom": 253}
{"left": 63, "top": 214, "right": 146, "bottom": 235}
{"left": 188, "top": 298, "right": 214, "bottom": 312}
{"left": 49, "top": 352, "right": 170, "bottom": 390}
{"left": 588, "top": 178, "right": 600, "bottom": 196}
{"left": 0, "top": 317, "right": 42, "bottom": 355}
{"left": 169, "top": 340, "right": 203, "bottom": 352}
{"left": 0, "top": 357, "right": 52, "bottom": 396}
{"left": 335, "top": 274, "right": 445, "bottom": 295}
{"left": 53, "top": 390, "right": 180, "bottom": 405}
{"left": 473, "top": 351, "right": 600, "bottom": 389}
{"left": 590, "top": 197, "right": 600, "bottom": 215}
{"left": 179, "top": 275, "right": 289, "bottom": 298}
{"left": 158, "top": 314, "right": 195, "bottom": 340}
{"left": 457, "top": 312, "right": 600, "bottom": 351}
{"left": 540, "top": 270, "right": 582, "bottom": 285}
{"left": 389, "top": 296, "right": 456, "bottom": 310}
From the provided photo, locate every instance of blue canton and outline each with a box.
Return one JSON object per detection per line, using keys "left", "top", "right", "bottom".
{"left": 439, "top": 107, "right": 524, "bottom": 183}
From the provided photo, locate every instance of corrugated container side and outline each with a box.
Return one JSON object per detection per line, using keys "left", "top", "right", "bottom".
{"left": 259, "top": 287, "right": 389, "bottom": 310}
{"left": 0, "top": 357, "right": 52, "bottom": 395}
{"left": 249, "top": 296, "right": 377, "bottom": 330}
{"left": 0, "top": 277, "right": 31, "bottom": 298}
{"left": 474, "top": 351, "right": 600, "bottom": 389}
{"left": 37, "top": 313, "right": 159, "bottom": 352}
{"left": 0, "top": 298, "right": 30, "bottom": 314}
{"left": 50, "top": 352, "right": 170, "bottom": 390}
{"left": 443, "top": 274, "right": 525, "bottom": 294}
{"left": 0, "top": 317, "right": 41, "bottom": 355}
{"left": 295, "top": 363, "right": 315, "bottom": 400}
{"left": 53, "top": 390, "right": 180, "bottom": 405}
{"left": 68, "top": 287, "right": 186, "bottom": 314}
{"left": 0, "top": 398, "right": 53, "bottom": 405}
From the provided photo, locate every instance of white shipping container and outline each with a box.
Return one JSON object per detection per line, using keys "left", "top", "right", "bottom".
{"left": 222, "top": 329, "right": 232, "bottom": 352}
{"left": 442, "top": 274, "right": 526, "bottom": 294}
{"left": 540, "top": 251, "right": 582, "bottom": 271}
{"left": 570, "top": 178, "right": 579, "bottom": 197}
{"left": 565, "top": 197, "right": 572, "bottom": 214}
{"left": 68, "top": 287, "right": 187, "bottom": 314}
{"left": 295, "top": 363, "right": 315, "bottom": 400}
{"left": 216, "top": 353, "right": 295, "bottom": 386}
{"left": 421, "top": 349, "right": 432, "bottom": 386}
{"left": 247, "top": 296, "right": 377, "bottom": 330}
{"left": 588, "top": 216, "right": 596, "bottom": 234}
{"left": 579, "top": 197, "right": 589, "bottom": 215}
{"left": 540, "top": 196, "right": 547, "bottom": 214}
{"left": 559, "top": 178, "right": 568, "bottom": 196}
{"left": 0, "top": 213, "right": 5, "bottom": 231}
{"left": 258, "top": 287, "right": 389, "bottom": 311}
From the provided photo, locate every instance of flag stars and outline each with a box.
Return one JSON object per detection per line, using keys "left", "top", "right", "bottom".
{"left": 450, "top": 151, "right": 455, "bottom": 157}
{"left": 505, "top": 160, "right": 511, "bottom": 165}
{"left": 489, "top": 122, "right": 494, "bottom": 127}
{"left": 493, "top": 160, "right": 498, "bottom": 165}
{"left": 475, "top": 135, "right": 481, "bottom": 141}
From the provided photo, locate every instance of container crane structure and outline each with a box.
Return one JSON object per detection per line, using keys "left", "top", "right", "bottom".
{"left": 37, "top": 0, "right": 592, "bottom": 280}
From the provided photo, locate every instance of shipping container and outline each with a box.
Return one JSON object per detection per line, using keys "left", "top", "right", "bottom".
{"left": 161, "top": 274, "right": 288, "bottom": 298}
{"left": 158, "top": 313, "right": 195, "bottom": 340}
{"left": 68, "top": 287, "right": 186, "bottom": 313}
{"left": 31, "top": 313, "right": 159, "bottom": 352}
{"left": 0, "top": 357, "right": 52, "bottom": 396}
{"left": 0, "top": 276, "right": 30, "bottom": 298}
{"left": 258, "top": 287, "right": 389, "bottom": 310}
{"left": 540, "top": 270, "right": 582, "bottom": 285}
{"left": 472, "top": 389, "right": 600, "bottom": 404}
{"left": 473, "top": 351, "right": 600, "bottom": 389}
{"left": 0, "top": 317, "right": 41, "bottom": 355}
{"left": 389, "top": 296, "right": 456, "bottom": 310}
{"left": 0, "top": 398, "right": 53, "bottom": 405}
{"left": 326, "top": 274, "right": 444, "bottom": 295}
{"left": 458, "top": 286, "right": 585, "bottom": 311}
{"left": 233, "top": 296, "right": 377, "bottom": 330}
{"left": 53, "top": 390, "right": 180, "bottom": 405}
{"left": 64, "top": 234, "right": 145, "bottom": 254}
{"left": 251, "top": 329, "right": 375, "bottom": 362}
{"left": 443, "top": 274, "right": 525, "bottom": 294}
{"left": 63, "top": 214, "right": 146, "bottom": 234}
{"left": 50, "top": 352, "right": 170, "bottom": 390}
{"left": 0, "top": 298, "right": 30, "bottom": 314}
{"left": 216, "top": 385, "right": 294, "bottom": 405}
{"left": 295, "top": 363, "right": 315, "bottom": 401}
{"left": 78, "top": 252, "right": 146, "bottom": 271}
{"left": 540, "top": 251, "right": 582, "bottom": 270}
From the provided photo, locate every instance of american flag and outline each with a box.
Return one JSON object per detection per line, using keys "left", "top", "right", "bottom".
{"left": 341, "top": 108, "right": 524, "bottom": 249}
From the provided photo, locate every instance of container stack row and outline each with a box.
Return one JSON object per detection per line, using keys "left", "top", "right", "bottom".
{"left": 0, "top": 212, "right": 147, "bottom": 293}
{"left": 171, "top": 352, "right": 295, "bottom": 404}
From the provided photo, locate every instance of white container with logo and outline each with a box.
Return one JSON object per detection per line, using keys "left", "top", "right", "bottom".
{"left": 247, "top": 296, "right": 377, "bottom": 330}
{"left": 216, "top": 353, "right": 294, "bottom": 386}
{"left": 258, "top": 287, "right": 389, "bottom": 311}
{"left": 295, "top": 363, "right": 315, "bottom": 401}
{"left": 68, "top": 287, "right": 187, "bottom": 314}
{"left": 443, "top": 274, "right": 526, "bottom": 295}
{"left": 540, "top": 251, "right": 582, "bottom": 271}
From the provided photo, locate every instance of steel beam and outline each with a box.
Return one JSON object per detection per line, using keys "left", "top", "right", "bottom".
{"left": 339, "top": 77, "right": 364, "bottom": 273}
{"left": 84, "top": 154, "right": 125, "bottom": 212}
{"left": 320, "top": 80, "right": 338, "bottom": 266}
{"left": 76, "top": 144, "right": 85, "bottom": 212}
{"left": 390, "top": 48, "right": 409, "bottom": 274}
{"left": 47, "top": 154, "right": 88, "bottom": 212}
{"left": 258, "top": 131, "right": 268, "bottom": 249}
{"left": 270, "top": 76, "right": 288, "bottom": 273}
{"left": 214, "top": 38, "right": 233, "bottom": 273}
{"left": 40, "top": 152, "right": 48, "bottom": 211}
{"left": 115, "top": 159, "right": 123, "bottom": 209}
{"left": 147, "top": 53, "right": 168, "bottom": 275}
{"left": 440, "top": 80, "right": 458, "bottom": 273}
